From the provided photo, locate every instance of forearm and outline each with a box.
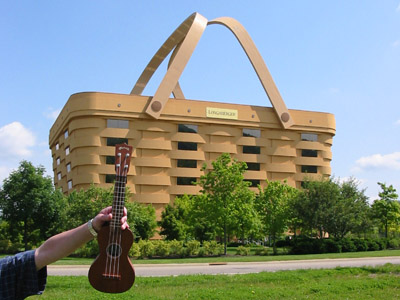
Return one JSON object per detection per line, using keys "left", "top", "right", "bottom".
{"left": 34, "top": 223, "right": 93, "bottom": 270}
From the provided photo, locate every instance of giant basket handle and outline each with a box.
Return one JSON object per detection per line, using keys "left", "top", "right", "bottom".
{"left": 130, "top": 13, "right": 207, "bottom": 118}
{"left": 131, "top": 13, "right": 293, "bottom": 128}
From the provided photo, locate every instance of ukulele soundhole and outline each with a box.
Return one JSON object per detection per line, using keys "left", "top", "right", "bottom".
{"left": 106, "top": 243, "right": 122, "bottom": 258}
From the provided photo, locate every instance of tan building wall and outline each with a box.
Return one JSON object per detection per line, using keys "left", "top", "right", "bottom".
{"left": 49, "top": 92, "right": 335, "bottom": 218}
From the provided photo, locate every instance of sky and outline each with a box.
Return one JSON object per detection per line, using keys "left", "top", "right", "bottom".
{"left": 0, "top": 1, "right": 399, "bottom": 201}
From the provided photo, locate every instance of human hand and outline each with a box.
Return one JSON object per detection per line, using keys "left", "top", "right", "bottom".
{"left": 91, "top": 206, "right": 129, "bottom": 232}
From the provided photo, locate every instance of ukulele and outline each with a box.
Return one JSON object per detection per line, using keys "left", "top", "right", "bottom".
{"left": 88, "top": 144, "right": 135, "bottom": 293}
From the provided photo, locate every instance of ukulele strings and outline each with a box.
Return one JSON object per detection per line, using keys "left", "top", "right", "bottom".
{"left": 105, "top": 152, "right": 128, "bottom": 279}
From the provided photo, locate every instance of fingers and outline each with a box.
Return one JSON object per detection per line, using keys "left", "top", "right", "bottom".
{"left": 121, "top": 215, "right": 129, "bottom": 230}
{"left": 92, "top": 212, "right": 112, "bottom": 232}
{"left": 99, "top": 206, "right": 112, "bottom": 215}
{"left": 93, "top": 206, "right": 129, "bottom": 231}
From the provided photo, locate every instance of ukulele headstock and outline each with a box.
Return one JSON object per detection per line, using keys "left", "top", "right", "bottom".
{"left": 115, "top": 144, "right": 132, "bottom": 177}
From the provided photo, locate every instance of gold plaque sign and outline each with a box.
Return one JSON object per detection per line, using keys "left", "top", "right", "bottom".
{"left": 206, "top": 107, "right": 238, "bottom": 120}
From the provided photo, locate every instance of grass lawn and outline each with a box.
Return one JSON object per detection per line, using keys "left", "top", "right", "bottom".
{"left": 27, "top": 264, "right": 400, "bottom": 299}
{"left": 49, "top": 249, "right": 400, "bottom": 265}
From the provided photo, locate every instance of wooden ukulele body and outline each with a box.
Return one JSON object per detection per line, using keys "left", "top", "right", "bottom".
{"left": 88, "top": 224, "right": 135, "bottom": 293}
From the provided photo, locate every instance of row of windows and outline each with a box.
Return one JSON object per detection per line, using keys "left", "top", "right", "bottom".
{"left": 106, "top": 119, "right": 319, "bottom": 142}
{"left": 104, "top": 156, "right": 316, "bottom": 174}
{"left": 179, "top": 124, "right": 319, "bottom": 143}
{"left": 103, "top": 176, "right": 261, "bottom": 188}
{"left": 179, "top": 124, "right": 262, "bottom": 139}
{"left": 176, "top": 178, "right": 260, "bottom": 188}
{"left": 104, "top": 156, "right": 263, "bottom": 173}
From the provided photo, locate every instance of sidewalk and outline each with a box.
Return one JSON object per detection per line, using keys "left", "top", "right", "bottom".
{"left": 48, "top": 256, "right": 400, "bottom": 277}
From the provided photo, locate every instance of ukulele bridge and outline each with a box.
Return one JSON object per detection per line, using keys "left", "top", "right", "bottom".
{"left": 102, "top": 273, "right": 121, "bottom": 280}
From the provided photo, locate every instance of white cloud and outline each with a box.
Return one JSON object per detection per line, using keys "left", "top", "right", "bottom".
{"left": 353, "top": 152, "right": 400, "bottom": 172}
{"left": 393, "top": 40, "right": 400, "bottom": 48}
{"left": 397, "top": 3, "right": 400, "bottom": 12}
{"left": 43, "top": 107, "right": 61, "bottom": 120}
{"left": 395, "top": 119, "right": 400, "bottom": 126}
{"left": 0, "top": 122, "right": 36, "bottom": 158}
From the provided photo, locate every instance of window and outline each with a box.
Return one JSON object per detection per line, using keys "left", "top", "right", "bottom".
{"left": 301, "top": 133, "right": 317, "bottom": 142}
{"left": 107, "top": 138, "right": 128, "bottom": 146}
{"left": 301, "top": 165, "right": 318, "bottom": 173}
{"left": 56, "top": 157, "right": 60, "bottom": 165}
{"left": 178, "top": 142, "right": 197, "bottom": 151}
{"left": 67, "top": 180, "right": 72, "bottom": 190}
{"left": 106, "top": 174, "right": 116, "bottom": 183}
{"left": 107, "top": 119, "right": 129, "bottom": 129}
{"left": 57, "top": 172, "right": 62, "bottom": 180}
{"left": 243, "top": 146, "right": 260, "bottom": 154}
{"left": 244, "top": 179, "right": 260, "bottom": 187}
{"left": 65, "top": 147, "right": 70, "bottom": 155}
{"left": 177, "top": 177, "right": 197, "bottom": 185}
{"left": 246, "top": 162, "right": 260, "bottom": 171}
{"left": 64, "top": 130, "right": 69, "bottom": 139}
{"left": 243, "top": 128, "right": 260, "bottom": 138}
{"left": 55, "top": 143, "right": 59, "bottom": 150}
{"left": 178, "top": 124, "right": 198, "bottom": 133}
{"left": 177, "top": 159, "right": 197, "bottom": 168}
{"left": 301, "top": 149, "right": 318, "bottom": 157}
{"left": 106, "top": 156, "right": 116, "bottom": 165}
{"left": 67, "top": 163, "right": 71, "bottom": 173}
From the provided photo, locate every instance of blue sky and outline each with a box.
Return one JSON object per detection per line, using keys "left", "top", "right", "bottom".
{"left": 1, "top": 1, "right": 399, "bottom": 201}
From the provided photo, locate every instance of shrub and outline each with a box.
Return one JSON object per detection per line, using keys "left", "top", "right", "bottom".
{"left": 254, "top": 247, "right": 269, "bottom": 256}
{"left": 236, "top": 245, "right": 250, "bottom": 256}
{"left": 0, "top": 240, "right": 11, "bottom": 253}
{"left": 129, "top": 242, "right": 141, "bottom": 258}
{"left": 366, "top": 239, "right": 380, "bottom": 251}
{"left": 322, "top": 239, "right": 341, "bottom": 253}
{"left": 153, "top": 240, "right": 170, "bottom": 257}
{"left": 290, "top": 237, "right": 322, "bottom": 254}
{"left": 387, "top": 238, "right": 400, "bottom": 249}
{"left": 7, "top": 242, "right": 25, "bottom": 254}
{"left": 202, "top": 241, "right": 223, "bottom": 256}
{"left": 167, "top": 240, "right": 183, "bottom": 257}
{"left": 185, "top": 240, "right": 200, "bottom": 256}
{"left": 276, "top": 237, "right": 292, "bottom": 248}
{"left": 353, "top": 239, "right": 368, "bottom": 252}
{"left": 74, "top": 240, "right": 99, "bottom": 257}
{"left": 376, "top": 239, "right": 387, "bottom": 250}
{"left": 138, "top": 239, "right": 155, "bottom": 258}
{"left": 340, "top": 238, "right": 357, "bottom": 253}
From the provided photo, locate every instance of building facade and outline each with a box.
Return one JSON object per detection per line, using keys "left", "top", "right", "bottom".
{"left": 49, "top": 92, "right": 335, "bottom": 218}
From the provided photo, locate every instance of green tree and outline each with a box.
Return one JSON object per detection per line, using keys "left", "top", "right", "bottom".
{"left": 293, "top": 177, "right": 340, "bottom": 238}
{"left": 128, "top": 201, "right": 157, "bottom": 240}
{"left": 324, "top": 178, "right": 370, "bottom": 239}
{"left": 197, "top": 153, "right": 258, "bottom": 255}
{"left": 292, "top": 177, "right": 371, "bottom": 239}
{"left": 371, "top": 182, "right": 399, "bottom": 238}
{"left": 255, "top": 180, "right": 298, "bottom": 254}
{"left": 158, "top": 196, "right": 190, "bottom": 241}
{"left": 185, "top": 194, "right": 217, "bottom": 242}
{"left": 0, "top": 161, "right": 66, "bottom": 250}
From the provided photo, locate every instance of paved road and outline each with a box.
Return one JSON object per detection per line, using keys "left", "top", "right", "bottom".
{"left": 48, "top": 256, "right": 400, "bottom": 277}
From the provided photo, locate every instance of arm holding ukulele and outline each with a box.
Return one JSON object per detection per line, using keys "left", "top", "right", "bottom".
{"left": 35, "top": 206, "right": 128, "bottom": 270}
